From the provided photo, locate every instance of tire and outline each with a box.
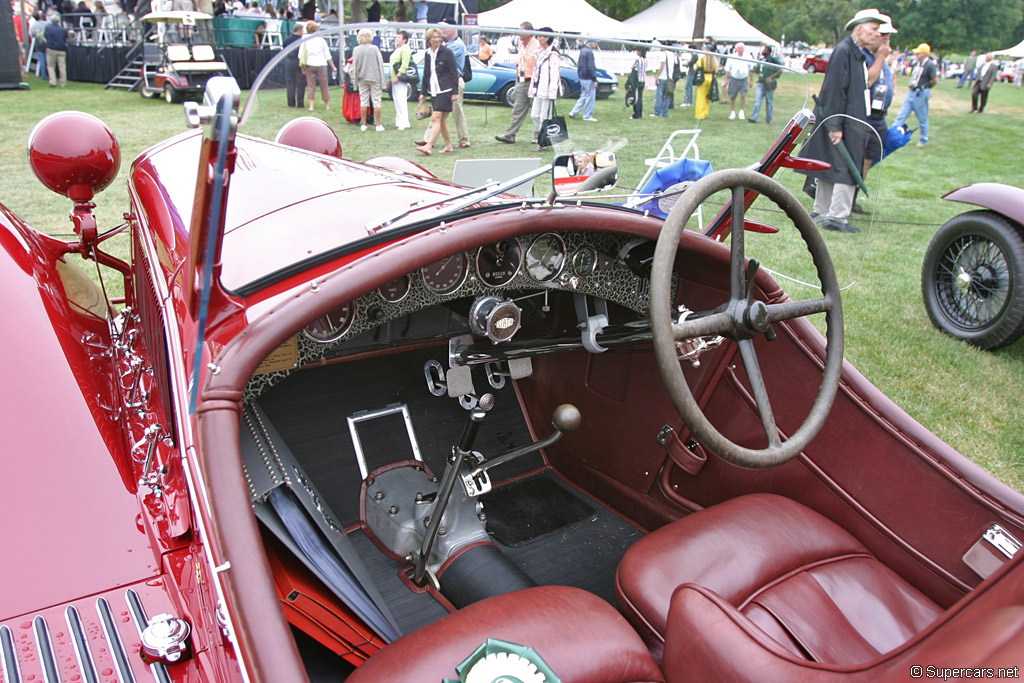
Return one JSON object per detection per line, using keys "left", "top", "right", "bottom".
{"left": 559, "top": 78, "right": 572, "bottom": 99}
{"left": 498, "top": 83, "right": 515, "bottom": 107}
{"left": 921, "top": 210, "right": 1024, "bottom": 350}
{"left": 139, "top": 80, "right": 159, "bottom": 99}
{"left": 806, "top": 64, "right": 817, "bottom": 74}
{"left": 164, "top": 84, "right": 183, "bottom": 104}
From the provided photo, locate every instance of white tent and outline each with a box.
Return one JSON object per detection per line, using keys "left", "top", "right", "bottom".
{"left": 623, "top": 0, "right": 777, "bottom": 45}
{"left": 476, "top": 0, "right": 640, "bottom": 40}
{"left": 996, "top": 38, "right": 1024, "bottom": 58}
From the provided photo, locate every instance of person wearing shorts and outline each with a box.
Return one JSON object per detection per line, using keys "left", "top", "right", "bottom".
{"left": 725, "top": 42, "right": 751, "bottom": 120}
{"left": 353, "top": 28, "right": 387, "bottom": 131}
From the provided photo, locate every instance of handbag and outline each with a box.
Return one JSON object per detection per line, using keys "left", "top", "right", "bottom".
{"left": 298, "top": 43, "right": 307, "bottom": 68}
{"left": 693, "top": 65, "right": 705, "bottom": 86}
{"left": 399, "top": 62, "right": 419, "bottom": 85}
{"left": 538, "top": 114, "right": 568, "bottom": 148}
{"left": 709, "top": 75, "right": 720, "bottom": 102}
{"left": 414, "top": 102, "right": 432, "bottom": 120}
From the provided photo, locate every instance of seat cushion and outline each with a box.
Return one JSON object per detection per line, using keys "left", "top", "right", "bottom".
{"left": 347, "top": 585, "right": 665, "bottom": 683}
{"left": 616, "top": 494, "right": 943, "bottom": 665}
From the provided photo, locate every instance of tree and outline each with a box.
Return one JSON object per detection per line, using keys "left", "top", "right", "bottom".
{"left": 693, "top": 0, "right": 705, "bottom": 41}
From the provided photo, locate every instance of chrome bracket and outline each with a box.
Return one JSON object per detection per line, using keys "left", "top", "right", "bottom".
{"left": 675, "top": 305, "right": 725, "bottom": 367}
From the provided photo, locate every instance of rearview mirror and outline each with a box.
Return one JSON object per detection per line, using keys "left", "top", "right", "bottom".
{"left": 552, "top": 152, "right": 618, "bottom": 197}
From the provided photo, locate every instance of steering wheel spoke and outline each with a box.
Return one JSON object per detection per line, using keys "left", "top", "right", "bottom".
{"left": 730, "top": 186, "right": 749, "bottom": 300}
{"left": 673, "top": 310, "right": 732, "bottom": 340}
{"left": 766, "top": 297, "right": 833, "bottom": 324}
{"left": 737, "top": 339, "right": 782, "bottom": 449}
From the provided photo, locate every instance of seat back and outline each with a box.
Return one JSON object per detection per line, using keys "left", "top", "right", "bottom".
{"left": 662, "top": 555, "right": 1024, "bottom": 682}
{"left": 190, "top": 44, "right": 216, "bottom": 61}
{"left": 166, "top": 44, "right": 191, "bottom": 62}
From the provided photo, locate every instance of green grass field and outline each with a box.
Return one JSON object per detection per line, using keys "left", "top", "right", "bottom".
{"left": 4, "top": 68, "right": 1023, "bottom": 489}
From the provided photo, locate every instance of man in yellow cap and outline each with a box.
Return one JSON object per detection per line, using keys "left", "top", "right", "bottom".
{"left": 893, "top": 43, "right": 938, "bottom": 147}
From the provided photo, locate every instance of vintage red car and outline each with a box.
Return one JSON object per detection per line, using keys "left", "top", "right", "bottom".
{"left": 2, "top": 29, "right": 1023, "bottom": 683}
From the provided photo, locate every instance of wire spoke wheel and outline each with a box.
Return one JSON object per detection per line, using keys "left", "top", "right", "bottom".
{"left": 923, "top": 210, "right": 1024, "bottom": 350}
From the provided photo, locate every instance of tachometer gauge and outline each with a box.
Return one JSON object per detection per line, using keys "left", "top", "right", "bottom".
{"left": 525, "top": 233, "right": 566, "bottom": 282}
{"left": 476, "top": 239, "right": 522, "bottom": 287}
{"left": 302, "top": 301, "right": 356, "bottom": 343}
{"left": 377, "top": 275, "right": 411, "bottom": 302}
{"left": 420, "top": 253, "right": 469, "bottom": 295}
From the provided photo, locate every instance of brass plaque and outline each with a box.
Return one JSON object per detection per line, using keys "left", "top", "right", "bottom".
{"left": 254, "top": 336, "right": 298, "bottom": 375}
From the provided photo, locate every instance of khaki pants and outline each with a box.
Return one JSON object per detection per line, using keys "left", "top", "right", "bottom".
{"left": 451, "top": 76, "right": 468, "bottom": 145}
{"left": 46, "top": 49, "right": 67, "bottom": 87}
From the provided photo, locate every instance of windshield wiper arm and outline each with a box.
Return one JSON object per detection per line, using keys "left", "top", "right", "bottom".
{"left": 365, "top": 162, "right": 554, "bottom": 234}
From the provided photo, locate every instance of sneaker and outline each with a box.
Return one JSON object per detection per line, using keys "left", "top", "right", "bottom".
{"left": 495, "top": 134, "right": 515, "bottom": 144}
{"left": 360, "top": 124, "right": 368, "bottom": 132}
{"left": 568, "top": 112, "right": 578, "bottom": 118}
{"left": 748, "top": 118, "right": 758, "bottom": 123}
{"left": 583, "top": 117, "right": 598, "bottom": 122}
{"left": 375, "top": 125, "right": 385, "bottom": 132}
{"left": 821, "top": 218, "right": 860, "bottom": 233}
{"left": 738, "top": 110, "right": 745, "bottom": 120}
{"left": 729, "top": 111, "right": 736, "bottom": 120}
{"left": 916, "top": 142, "right": 927, "bottom": 147}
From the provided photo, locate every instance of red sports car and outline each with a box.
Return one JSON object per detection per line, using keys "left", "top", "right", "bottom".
{"left": 2, "top": 28, "right": 1022, "bottom": 683}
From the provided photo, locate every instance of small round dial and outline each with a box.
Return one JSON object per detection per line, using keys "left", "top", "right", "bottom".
{"left": 525, "top": 234, "right": 566, "bottom": 283}
{"left": 476, "top": 239, "right": 522, "bottom": 287}
{"left": 572, "top": 246, "right": 598, "bottom": 276}
{"left": 302, "top": 302, "right": 355, "bottom": 343}
{"left": 420, "top": 253, "right": 469, "bottom": 295}
{"left": 377, "top": 275, "right": 411, "bottom": 302}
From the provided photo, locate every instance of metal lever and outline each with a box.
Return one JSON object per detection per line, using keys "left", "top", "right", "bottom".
{"left": 469, "top": 404, "right": 581, "bottom": 481}
{"left": 413, "top": 396, "right": 494, "bottom": 585}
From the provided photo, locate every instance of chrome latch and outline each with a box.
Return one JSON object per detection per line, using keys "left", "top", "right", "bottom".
{"left": 140, "top": 613, "right": 191, "bottom": 663}
{"left": 984, "top": 524, "right": 1022, "bottom": 559}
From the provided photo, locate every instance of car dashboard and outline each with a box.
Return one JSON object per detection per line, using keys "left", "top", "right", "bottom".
{"left": 245, "top": 230, "right": 665, "bottom": 400}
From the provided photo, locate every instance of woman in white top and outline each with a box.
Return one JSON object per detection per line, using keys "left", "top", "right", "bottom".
{"left": 529, "top": 28, "right": 561, "bottom": 150}
{"left": 301, "top": 21, "right": 337, "bottom": 111}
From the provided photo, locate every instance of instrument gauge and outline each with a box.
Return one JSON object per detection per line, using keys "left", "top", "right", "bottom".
{"left": 377, "top": 275, "right": 411, "bottom": 302}
{"left": 525, "top": 233, "right": 566, "bottom": 283}
{"left": 420, "top": 252, "right": 469, "bottom": 295}
{"left": 572, "top": 246, "right": 598, "bottom": 276}
{"left": 476, "top": 239, "right": 522, "bottom": 287}
{"left": 302, "top": 301, "right": 356, "bottom": 343}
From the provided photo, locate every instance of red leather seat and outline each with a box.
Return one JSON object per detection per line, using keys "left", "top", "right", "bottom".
{"left": 347, "top": 585, "right": 665, "bottom": 683}
{"left": 616, "top": 493, "right": 944, "bottom": 664}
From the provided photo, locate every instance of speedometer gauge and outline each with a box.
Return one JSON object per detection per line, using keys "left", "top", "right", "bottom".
{"left": 476, "top": 239, "right": 522, "bottom": 287}
{"left": 302, "top": 301, "right": 356, "bottom": 343}
{"left": 525, "top": 233, "right": 566, "bottom": 282}
{"left": 420, "top": 253, "right": 469, "bottom": 295}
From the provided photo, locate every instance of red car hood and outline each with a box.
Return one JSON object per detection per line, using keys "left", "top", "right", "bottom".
{"left": 0, "top": 208, "right": 157, "bottom": 621}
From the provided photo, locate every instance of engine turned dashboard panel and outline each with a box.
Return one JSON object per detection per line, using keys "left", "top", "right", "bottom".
{"left": 246, "top": 231, "right": 663, "bottom": 399}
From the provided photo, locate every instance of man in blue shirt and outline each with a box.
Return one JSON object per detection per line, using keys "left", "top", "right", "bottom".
{"left": 893, "top": 42, "right": 938, "bottom": 147}
{"left": 443, "top": 25, "right": 470, "bottom": 148}
{"left": 569, "top": 37, "right": 598, "bottom": 121}
{"left": 43, "top": 13, "right": 68, "bottom": 87}
{"left": 414, "top": 0, "right": 428, "bottom": 23}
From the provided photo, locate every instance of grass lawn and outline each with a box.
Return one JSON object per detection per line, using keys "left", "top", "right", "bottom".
{"left": 3, "top": 68, "right": 1023, "bottom": 490}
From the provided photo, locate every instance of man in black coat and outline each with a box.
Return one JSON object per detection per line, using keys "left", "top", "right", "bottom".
{"left": 799, "top": 8, "right": 886, "bottom": 233}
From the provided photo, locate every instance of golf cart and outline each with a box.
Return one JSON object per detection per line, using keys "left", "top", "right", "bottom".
{"left": 139, "top": 11, "right": 231, "bottom": 103}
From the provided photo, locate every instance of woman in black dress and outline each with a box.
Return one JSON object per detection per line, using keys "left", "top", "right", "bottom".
{"left": 417, "top": 27, "right": 457, "bottom": 155}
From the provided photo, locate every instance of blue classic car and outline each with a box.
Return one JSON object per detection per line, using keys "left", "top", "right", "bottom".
{"left": 395, "top": 53, "right": 618, "bottom": 106}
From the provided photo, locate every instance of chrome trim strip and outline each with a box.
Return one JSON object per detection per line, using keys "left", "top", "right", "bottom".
{"left": 0, "top": 624, "right": 22, "bottom": 683}
{"left": 125, "top": 590, "right": 172, "bottom": 683}
{"left": 32, "top": 616, "right": 60, "bottom": 683}
{"left": 96, "top": 597, "right": 136, "bottom": 683}
{"left": 128, "top": 189, "right": 250, "bottom": 682}
{"left": 65, "top": 606, "right": 99, "bottom": 683}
